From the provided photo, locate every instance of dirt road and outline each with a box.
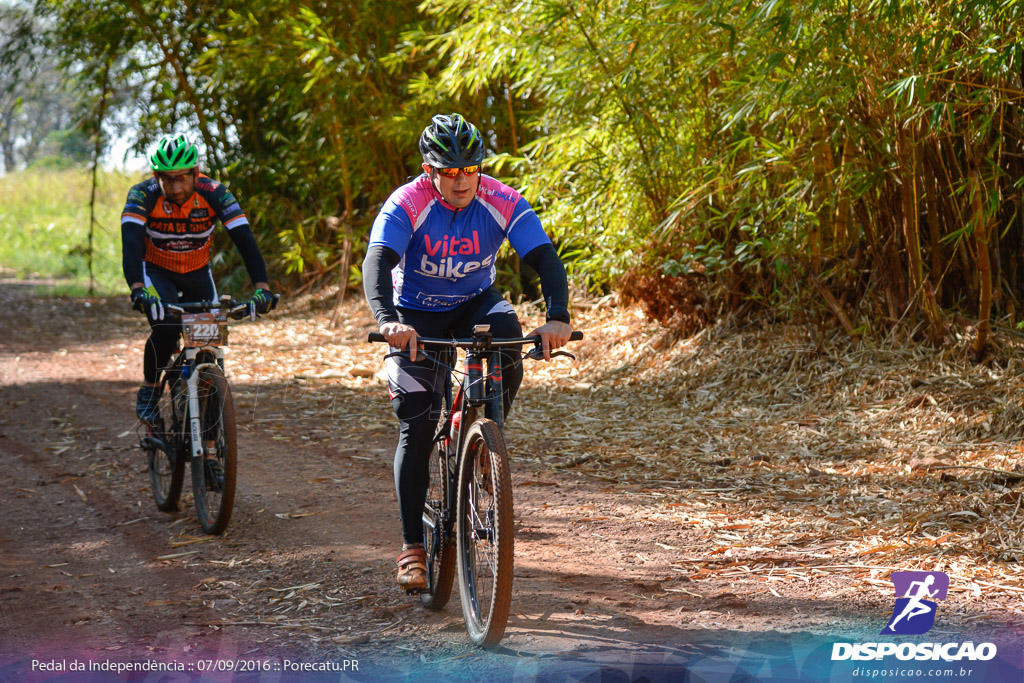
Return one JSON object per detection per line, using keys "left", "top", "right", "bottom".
{"left": 1, "top": 280, "right": 1021, "bottom": 682}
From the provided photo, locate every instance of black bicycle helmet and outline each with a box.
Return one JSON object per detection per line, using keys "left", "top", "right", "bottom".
{"left": 419, "top": 113, "right": 486, "bottom": 168}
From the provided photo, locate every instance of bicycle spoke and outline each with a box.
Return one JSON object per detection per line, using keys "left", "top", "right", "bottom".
{"left": 468, "top": 467, "right": 498, "bottom": 577}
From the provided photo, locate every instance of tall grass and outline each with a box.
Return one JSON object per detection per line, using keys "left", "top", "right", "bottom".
{"left": 0, "top": 167, "right": 142, "bottom": 295}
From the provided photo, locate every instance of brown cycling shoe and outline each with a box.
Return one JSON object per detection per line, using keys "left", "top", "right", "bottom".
{"left": 396, "top": 547, "right": 427, "bottom": 592}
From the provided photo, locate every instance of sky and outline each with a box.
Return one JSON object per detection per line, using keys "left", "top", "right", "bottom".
{"left": 105, "top": 135, "right": 148, "bottom": 172}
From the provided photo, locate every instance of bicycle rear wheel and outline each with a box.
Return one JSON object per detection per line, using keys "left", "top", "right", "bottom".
{"left": 189, "top": 365, "right": 237, "bottom": 534}
{"left": 456, "top": 418, "right": 514, "bottom": 647}
{"left": 421, "top": 438, "right": 456, "bottom": 609}
{"left": 146, "top": 379, "right": 184, "bottom": 512}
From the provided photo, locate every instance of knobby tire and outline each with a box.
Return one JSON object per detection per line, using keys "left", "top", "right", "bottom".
{"left": 190, "top": 365, "right": 237, "bottom": 534}
{"left": 420, "top": 438, "right": 456, "bottom": 609}
{"left": 148, "top": 376, "right": 184, "bottom": 511}
{"left": 456, "top": 418, "right": 514, "bottom": 648}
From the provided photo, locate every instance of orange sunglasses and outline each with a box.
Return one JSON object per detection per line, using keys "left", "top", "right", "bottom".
{"left": 434, "top": 165, "right": 480, "bottom": 178}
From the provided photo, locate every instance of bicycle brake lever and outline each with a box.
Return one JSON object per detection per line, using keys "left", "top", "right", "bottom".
{"left": 227, "top": 304, "right": 249, "bottom": 320}
{"left": 384, "top": 350, "right": 438, "bottom": 364}
{"left": 526, "top": 348, "right": 577, "bottom": 361}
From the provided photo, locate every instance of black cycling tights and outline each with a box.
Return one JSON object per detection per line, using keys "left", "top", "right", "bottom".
{"left": 390, "top": 289, "right": 525, "bottom": 546}
{"left": 392, "top": 361, "right": 523, "bottom": 546}
{"left": 392, "top": 391, "right": 443, "bottom": 547}
{"left": 143, "top": 325, "right": 182, "bottom": 384}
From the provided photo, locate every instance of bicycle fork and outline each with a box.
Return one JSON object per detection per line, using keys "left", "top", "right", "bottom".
{"left": 464, "top": 348, "right": 504, "bottom": 428}
{"left": 181, "top": 348, "right": 224, "bottom": 459}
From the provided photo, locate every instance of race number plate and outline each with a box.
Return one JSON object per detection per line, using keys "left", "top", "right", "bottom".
{"left": 182, "top": 312, "right": 227, "bottom": 347}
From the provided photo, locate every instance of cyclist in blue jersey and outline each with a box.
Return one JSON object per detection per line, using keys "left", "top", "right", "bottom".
{"left": 363, "top": 113, "right": 572, "bottom": 591}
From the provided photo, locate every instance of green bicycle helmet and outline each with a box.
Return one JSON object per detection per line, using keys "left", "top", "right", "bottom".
{"left": 149, "top": 134, "right": 199, "bottom": 171}
{"left": 419, "top": 113, "right": 486, "bottom": 168}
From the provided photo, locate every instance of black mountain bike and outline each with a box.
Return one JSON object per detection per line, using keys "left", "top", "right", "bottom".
{"left": 369, "top": 325, "right": 583, "bottom": 647}
{"left": 139, "top": 297, "right": 267, "bottom": 534}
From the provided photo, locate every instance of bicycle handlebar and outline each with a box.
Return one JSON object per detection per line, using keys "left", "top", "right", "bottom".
{"left": 367, "top": 330, "right": 584, "bottom": 347}
{"left": 166, "top": 300, "right": 251, "bottom": 320}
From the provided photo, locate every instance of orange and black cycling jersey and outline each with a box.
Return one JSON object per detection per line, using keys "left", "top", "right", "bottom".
{"left": 121, "top": 174, "right": 249, "bottom": 274}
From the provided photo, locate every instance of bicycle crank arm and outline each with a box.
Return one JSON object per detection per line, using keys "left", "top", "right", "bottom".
{"left": 140, "top": 435, "right": 168, "bottom": 452}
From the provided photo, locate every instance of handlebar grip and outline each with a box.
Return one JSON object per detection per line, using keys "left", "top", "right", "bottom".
{"left": 368, "top": 332, "right": 386, "bottom": 343}
{"left": 569, "top": 331, "right": 584, "bottom": 341}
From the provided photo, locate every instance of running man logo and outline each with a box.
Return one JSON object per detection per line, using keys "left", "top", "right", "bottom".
{"left": 881, "top": 571, "right": 949, "bottom": 636}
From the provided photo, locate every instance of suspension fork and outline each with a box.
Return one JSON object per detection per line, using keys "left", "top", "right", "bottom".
{"left": 459, "top": 349, "right": 504, "bottom": 422}
{"left": 453, "top": 350, "right": 483, "bottom": 459}
{"left": 486, "top": 349, "right": 506, "bottom": 429}
{"left": 451, "top": 346, "right": 504, "bottom": 474}
{"left": 182, "top": 348, "right": 224, "bottom": 459}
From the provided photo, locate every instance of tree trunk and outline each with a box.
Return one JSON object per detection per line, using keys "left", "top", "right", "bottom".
{"left": 810, "top": 118, "right": 832, "bottom": 272}
{"left": 810, "top": 272, "right": 860, "bottom": 347}
{"left": 900, "top": 125, "right": 944, "bottom": 342}
{"left": 834, "top": 133, "right": 855, "bottom": 254}
{"left": 330, "top": 116, "right": 356, "bottom": 327}
{"left": 971, "top": 169, "right": 993, "bottom": 360}
{"left": 88, "top": 54, "right": 115, "bottom": 296}
{"left": 505, "top": 76, "right": 519, "bottom": 157}
{"left": 923, "top": 153, "right": 942, "bottom": 291}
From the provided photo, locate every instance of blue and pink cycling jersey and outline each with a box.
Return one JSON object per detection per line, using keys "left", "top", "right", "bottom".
{"left": 368, "top": 173, "right": 552, "bottom": 311}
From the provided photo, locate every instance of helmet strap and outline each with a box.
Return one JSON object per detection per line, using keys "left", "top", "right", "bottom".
{"left": 423, "top": 165, "right": 441, "bottom": 192}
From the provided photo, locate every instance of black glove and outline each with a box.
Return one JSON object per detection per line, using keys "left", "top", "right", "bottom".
{"left": 249, "top": 287, "right": 277, "bottom": 316}
{"left": 130, "top": 286, "right": 165, "bottom": 321}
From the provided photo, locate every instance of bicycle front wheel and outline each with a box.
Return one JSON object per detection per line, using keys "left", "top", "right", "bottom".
{"left": 456, "top": 419, "right": 514, "bottom": 647}
{"left": 189, "top": 366, "right": 237, "bottom": 534}
{"left": 147, "top": 380, "right": 184, "bottom": 512}
{"left": 421, "top": 438, "right": 456, "bottom": 609}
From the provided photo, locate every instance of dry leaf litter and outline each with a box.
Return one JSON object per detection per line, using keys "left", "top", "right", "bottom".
{"left": 5, "top": 281, "right": 1024, "bottom": 665}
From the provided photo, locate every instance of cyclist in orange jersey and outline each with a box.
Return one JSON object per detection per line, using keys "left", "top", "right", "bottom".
{"left": 121, "top": 134, "right": 276, "bottom": 424}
